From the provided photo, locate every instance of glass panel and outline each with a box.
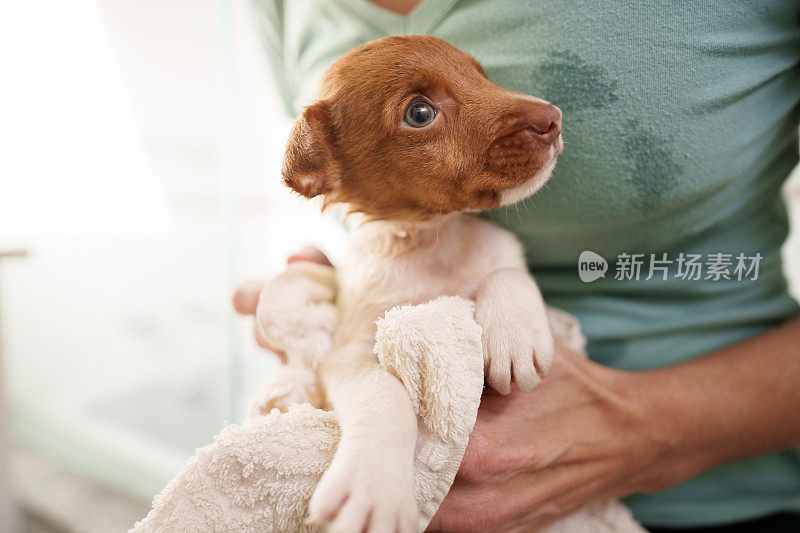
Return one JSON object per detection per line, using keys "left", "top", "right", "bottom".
{"left": 0, "top": 0, "right": 346, "bottom": 525}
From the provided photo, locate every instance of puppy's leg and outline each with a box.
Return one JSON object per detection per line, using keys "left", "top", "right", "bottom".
{"left": 475, "top": 268, "right": 554, "bottom": 394}
{"left": 309, "top": 341, "right": 418, "bottom": 533}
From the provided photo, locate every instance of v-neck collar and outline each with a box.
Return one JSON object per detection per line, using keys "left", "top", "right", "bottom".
{"left": 331, "top": 0, "right": 459, "bottom": 36}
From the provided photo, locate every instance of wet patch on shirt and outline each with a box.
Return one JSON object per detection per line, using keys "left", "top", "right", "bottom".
{"left": 533, "top": 52, "right": 682, "bottom": 209}
{"left": 621, "top": 118, "right": 682, "bottom": 209}
{"left": 537, "top": 51, "right": 619, "bottom": 112}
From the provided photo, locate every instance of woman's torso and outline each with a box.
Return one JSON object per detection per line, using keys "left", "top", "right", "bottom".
{"left": 252, "top": 0, "right": 800, "bottom": 526}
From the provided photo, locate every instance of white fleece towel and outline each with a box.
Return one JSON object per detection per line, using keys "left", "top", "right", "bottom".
{"left": 132, "top": 296, "right": 483, "bottom": 532}
{"left": 132, "top": 284, "right": 644, "bottom": 532}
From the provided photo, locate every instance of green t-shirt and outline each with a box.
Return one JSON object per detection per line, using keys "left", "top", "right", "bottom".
{"left": 252, "top": 0, "right": 800, "bottom": 527}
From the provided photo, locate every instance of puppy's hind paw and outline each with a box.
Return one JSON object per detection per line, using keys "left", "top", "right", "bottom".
{"left": 308, "top": 449, "right": 417, "bottom": 533}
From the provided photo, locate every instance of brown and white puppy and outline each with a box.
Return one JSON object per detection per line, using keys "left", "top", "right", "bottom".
{"left": 282, "top": 35, "right": 562, "bottom": 533}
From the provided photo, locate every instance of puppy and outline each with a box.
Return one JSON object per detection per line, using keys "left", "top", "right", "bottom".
{"left": 281, "top": 35, "right": 563, "bottom": 532}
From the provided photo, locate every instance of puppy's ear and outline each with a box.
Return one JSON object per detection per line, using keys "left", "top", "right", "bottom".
{"left": 282, "top": 101, "right": 339, "bottom": 198}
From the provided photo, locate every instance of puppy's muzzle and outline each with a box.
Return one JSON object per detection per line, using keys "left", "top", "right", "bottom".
{"left": 487, "top": 102, "right": 562, "bottom": 170}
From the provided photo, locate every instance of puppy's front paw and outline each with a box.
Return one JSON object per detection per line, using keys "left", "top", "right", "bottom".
{"left": 476, "top": 307, "right": 554, "bottom": 394}
{"left": 308, "top": 446, "right": 417, "bottom": 533}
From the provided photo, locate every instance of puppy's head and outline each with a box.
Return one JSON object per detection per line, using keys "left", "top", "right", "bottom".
{"left": 282, "top": 35, "right": 563, "bottom": 220}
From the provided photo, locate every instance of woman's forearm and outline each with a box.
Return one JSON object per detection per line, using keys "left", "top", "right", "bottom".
{"left": 619, "top": 315, "right": 800, "bottom": 494}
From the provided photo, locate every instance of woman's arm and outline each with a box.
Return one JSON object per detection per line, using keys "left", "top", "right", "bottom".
{"left": 629, "top": 314, "right": 800, "bottom": 493}
{"left": 428, "top": 315, "right": 800, "bottom": 532}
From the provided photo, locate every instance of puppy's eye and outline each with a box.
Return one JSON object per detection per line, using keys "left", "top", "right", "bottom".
{"left": 404, "top": 99, "right": 436, "bottom": 128}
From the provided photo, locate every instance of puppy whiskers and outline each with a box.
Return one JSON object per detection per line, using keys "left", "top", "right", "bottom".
{"left": 521, "top": 197, "right": 531, "bottom": 217}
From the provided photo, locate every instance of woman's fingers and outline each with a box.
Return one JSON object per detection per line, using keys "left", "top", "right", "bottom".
{"left": 429, "top": 460, "right": 610, "bottom": 532}
{"left": 287, "top": 246, "right": 333, "bottom": 266}
{"left": 233, "top": 279, "right": 265, "bottom": 315}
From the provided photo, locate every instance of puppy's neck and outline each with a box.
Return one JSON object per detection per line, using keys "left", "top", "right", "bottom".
{"left": 347, "top": 212, "right": 460, "bottom": 257}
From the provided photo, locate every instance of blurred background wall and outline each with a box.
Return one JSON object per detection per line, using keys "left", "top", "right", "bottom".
{"left": 0, "top": 1, "right": 798, "bottom": 532}
{"left": 0, "top": 1, "right": 345, "bottom": 531}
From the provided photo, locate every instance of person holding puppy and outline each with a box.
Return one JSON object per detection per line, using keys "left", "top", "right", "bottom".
{"left": 235, "top": 1, "right": 800, "bottom": 531}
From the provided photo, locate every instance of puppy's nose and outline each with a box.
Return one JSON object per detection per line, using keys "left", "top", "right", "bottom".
{"left": 523, "top": 103, "right": 562, "bottom": 143}
{"left": 517, "top": 102, "right": 561, "bottom": 144}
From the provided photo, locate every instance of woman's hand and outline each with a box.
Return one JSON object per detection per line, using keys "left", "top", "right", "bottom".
{"left": 232, "top": 247, "right": 332, "bottom": 362}
{"left": 427, "top": 343, "right": 658, "bottom": 532}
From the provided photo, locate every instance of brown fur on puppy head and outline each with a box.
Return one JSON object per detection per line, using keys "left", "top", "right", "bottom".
{"left": 282, "top": 35, "right": 563, "bottom": 220}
